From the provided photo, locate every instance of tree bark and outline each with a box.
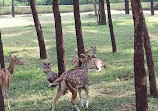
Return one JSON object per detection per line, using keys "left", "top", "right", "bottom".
{"left": 52, "top": 0, "right": 66, "bottom": 76}
{"left": 73, "top": 0, "right": 85, "bottom": 67}
{"left": 131, "top": 0, "right": 148, "bottom": 111}
{"left": 0, "top": 31, "right": 5, "bottom": 111}
{"left": 0, "top": 31, "right": 5, "bottom": 69}
{"left": 93, "top": 0, "right": 97, "bottom": 16}
{"left": 151, "top": 0, "right": 154, "bottom": 15}
{"left": 125, "top": 0, "right": 129, "bottom": 14}
{"left": 30, "top": 0, "right": 47, "bottom": 59}
{"left": 106, "top": 0, "right": 117, "bottom": 53}
{"left": 12, "top": 0, "right": 15, "bottom": 17}
{"left": 98, "top": 0, "right": 106, "bottom": 25}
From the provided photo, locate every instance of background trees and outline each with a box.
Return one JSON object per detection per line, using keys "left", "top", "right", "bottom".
{"left": 151, "top": 0, "right": 154, "bottom": 15}
{"left": 125, "top": 0, "right": 129, "bottom": 14}
{"left": 30, "top": 0, "right": 47, "bottom": 59}
{"left": 106, "top": 0, "right": 117, "bottom": 53}
{"left": 52, "top": 0, "right": 66, "bottom": 76}
{"left": 98, "top": 0, "right": 106, "bottom": 25}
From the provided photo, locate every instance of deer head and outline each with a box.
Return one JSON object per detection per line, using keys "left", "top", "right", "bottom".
{"left": 40, "top": 62, "right": 58, "bottom": 83}
{"left": 40, "top": 62, "right": 53, "bottom": 74}
{"left": 9, "top": 55, "right": 24, "bottom": 66}
{"left": 91, "top": 46, "right": 97, "bottom": 57}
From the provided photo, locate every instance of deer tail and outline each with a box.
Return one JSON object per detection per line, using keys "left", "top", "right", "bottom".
{"left": 53, "top": 74, "right": 64, "bottom": 83}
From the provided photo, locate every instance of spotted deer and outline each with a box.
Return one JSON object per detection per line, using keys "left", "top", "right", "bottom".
{"left": 49, "top": 54, "right": 94, "bottom": 111}
{"left": 71, "top": 46, "right": 96, "bottom": 67}
{"left": 0, "top": 55, "right": 23, "bottom": 109}
{"left": 40, "top": 62, "right": 59, "bottom": 87}
{"left": 72, "top": 46, "right": 106, "bottom": 71}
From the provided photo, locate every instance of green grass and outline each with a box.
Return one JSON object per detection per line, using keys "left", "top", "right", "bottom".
{"left": 1, "top": 11, "right": 158, "bottom": 111}
{"left": 1, "top": 2, "right": 158, "bottom": 15}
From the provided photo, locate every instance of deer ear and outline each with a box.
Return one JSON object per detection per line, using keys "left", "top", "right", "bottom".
{"left": 40, "top": 63, "right": 45, "bottom": 68}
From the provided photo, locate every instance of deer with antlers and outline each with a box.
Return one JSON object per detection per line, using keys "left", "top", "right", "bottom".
{"left": 0, "top": 55, "right": 23, "bottom": 109}
{"left": 72, "top": 46, "right": 106, "bottom": 71}
{"left": 49, "top": 54, "right": 94, "bottom": 111}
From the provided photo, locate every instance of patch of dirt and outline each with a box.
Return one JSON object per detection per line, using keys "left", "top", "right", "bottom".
{"left": 117, "top": 104, "right": 136, "bottom": 111}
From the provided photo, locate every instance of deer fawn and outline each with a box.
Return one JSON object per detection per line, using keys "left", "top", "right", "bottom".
{"left": 72, "top": 46, "right": 106, "bottom": 71}
{"left": 49, "top": 54, "right": 94, "bottom": 111}
{"left": 40, "top": 62, "right": 59, "bottom": 87}
{"left": 0, "top": 55, "right": 23, "bottom": 109}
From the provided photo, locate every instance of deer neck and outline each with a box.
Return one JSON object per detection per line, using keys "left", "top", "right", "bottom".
{"left": 8, "top": 61, "right": 15, "bottom": 74}
{"left": 81, "top": 63, "right": 89, "bottom": 74}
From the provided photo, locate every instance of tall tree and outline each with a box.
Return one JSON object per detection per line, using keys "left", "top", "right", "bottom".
{"left": 73, "top": 0, "right": 85, "bottom": 66}
{"left": 151, "top": 0, "right": 154, "bottom": 15}
{"left": 12, "top": 0, "right": 15, "bottom": 17}
{"left": 30, "top": 0, "right": 47, "bottom": 59}
{"left": 131, "top": 0, "right": 148, "bottom": 111}
{"left": 52, "top": 0, "right": 66, "bottom": 76}
{"left": 98, "top": 0, "right": 106, "bottom": 25}
{"left": 93, "top": 0, "right": 97, "bottom": 16}
{"left": 106, "top": 0, "right": 117, "bottom": 53}
{"left": 0, "top": 31, "right": 5, "bottom": 68}
{"left": 0, "top": 31, "right": 5, "bottom": 111}
{"left": 125, "top": 0, "right": 129, "bottom": 14}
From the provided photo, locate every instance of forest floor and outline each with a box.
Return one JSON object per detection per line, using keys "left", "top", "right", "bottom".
{"left": 0, "top": 10, "right": 158, "bottom": 111}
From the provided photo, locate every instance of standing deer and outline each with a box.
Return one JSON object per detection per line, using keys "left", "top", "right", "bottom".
{"left": 0, "top": 55, "right": 23, "bottom": 109}
{"left": 40, "top": 62, "right": 59, "bottom": 87}
{"left": 49, "top": 54, "right": 94, "bottom": 111}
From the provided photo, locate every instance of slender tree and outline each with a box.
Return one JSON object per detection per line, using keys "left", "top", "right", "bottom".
{"left": 131, "top": 0, "right": 148, "bottom": 110}
{"left": 30, "top": 0, "right": 47, "bottom": 59}
{"left": 0, "top": 31, "right": 5, "bottom": 111}
{"left": 0, "top": 31, "right": 5, "bottom": 68}
{"left": 93, "top": 0, "right": 97, "bottom": 16}
{"left": 98, "top": 0, "right": 106, "bottom": 25}
{"left": 52, "top": 0, "right": 66, "bottom": 76}
{"left": 106, "top": 0, "right": 117, "bottom": 53}
{"left": 125, "top": 0, "right": 129, "bottom": 14}
{"left": 12, "top": 0, "right": 15, "bottom": 17}
{"left": 143, "top": 12, "right": 158, "bottom": 97}
{"left": 151, "top": 0, "right": 154, "bottom": 15}
{"left": 73, "top": 0, "right": 85, "bottom": 66}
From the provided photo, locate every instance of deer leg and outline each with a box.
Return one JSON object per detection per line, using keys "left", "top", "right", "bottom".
{"left": 6, "top": 80, "right": 10, "bottom": 110}
{"left": 84, "top": 86, "right": 89, "bottom": 109}
{"left": 71, "top": 90, "right": 80, "bottom": 111}
{"left": 52, "top": 85, "right": 61, "bottom": 111}
{"left": 78, "top": 89, "right": 84, "bottom": 109}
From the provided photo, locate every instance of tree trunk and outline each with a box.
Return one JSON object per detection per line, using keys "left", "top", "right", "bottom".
{"left": 12, "top": 0, "right": 15, "bottom": 17}
{"left": 30, "top": 0, "right": 47, "bottom": 59}
{"left": 151, "top": 0, "right": 154, "bottom": 15}
{"left": 52, "top": 0, "right": 66, "bottom": 76}
{"left": 93, "top": 0, "right": 97, "bottom": 16}
{"left": 0, "top": 31, "right": 5, "bottom": 111}
{"left": 98, "top": 0, "right": 106, "bottom": 25}
{"left": 131, "top": 0, "right": 148, "bottom": 111}
{"left": 125, "top": 0, "right": 129, "bottom": 14}
{"left": 73, "top": 0, "right": 85, "bottom": 67}
{"left": 106, "top": 0, "right": 117, "bottom": 53}
{"left": 0, "top": 31, "right": 5, "bottom": 69}
{"left": 3, "top": 0, "right": 4, "bottom": 7}
{"left": 143, "top": 17, "right": 158, "bottom": 97}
